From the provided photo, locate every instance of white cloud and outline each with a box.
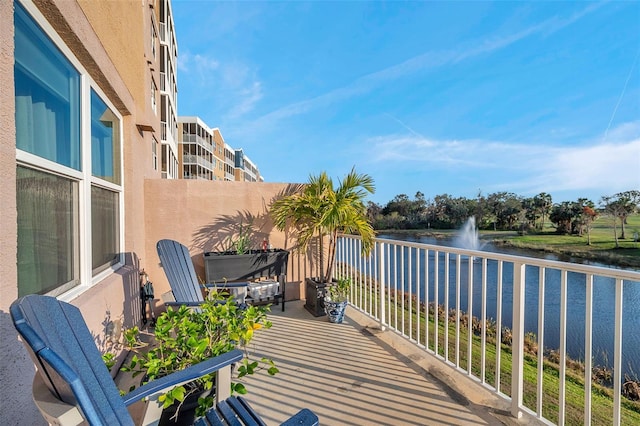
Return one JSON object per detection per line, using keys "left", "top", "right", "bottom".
{"left": 178, "top": 51, "right": 220, "bottom": 79}
{"left": 367, "top": 121, "right": 640, "bottom": 197}
{"left": 523, "top": 138, "right": 640, "bottom": 195}
{"left": 179, "top": 51, "right": 262, "bottom": 119}
{"left": 226, "top": 81, "right": 263, "bottom": 119}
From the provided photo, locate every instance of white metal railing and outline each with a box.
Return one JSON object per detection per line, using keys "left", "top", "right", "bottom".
{"left": 159, "top": 23, "right": 166, "bottom": 42}
{"left": 160, "top": 72, "right": 166, "bottom": 92}
{"left": 336, "top": 235, "right": 640, "bottom": 426}
{"left": 161, "top": 121, "right": 167, "bottom": 141}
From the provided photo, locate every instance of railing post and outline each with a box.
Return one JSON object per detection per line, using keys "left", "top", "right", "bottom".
{"left": 511, "top": 261, "right": 525, "bottom": 419}
{"left": 378, "top": 242, "right": 386, "bottom": 331}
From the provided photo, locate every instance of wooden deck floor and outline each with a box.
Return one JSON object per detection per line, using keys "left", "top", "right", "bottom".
{"left": 238, "top": 300, "right": 526, "bottom": 426}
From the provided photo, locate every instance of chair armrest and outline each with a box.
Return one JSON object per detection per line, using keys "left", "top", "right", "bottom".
{"left": 202, "top": 282, "right": 249, "bottom": 289}
{"left": 163, "top": 300, "right": 206, "bottom": 307}
{"left": 280, "top": 408, "right": 319, "bottom": 426}
{"left": 121, "top": 349, "right": 243, "bottom": 406}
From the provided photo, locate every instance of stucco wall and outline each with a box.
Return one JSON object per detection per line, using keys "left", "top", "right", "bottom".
{"left": 1, "top": 1, "right": 149, "bottom": 424}
{"left": 0, "top": 1, "right": 315, "bottom": 424}
{"left": 76, "top": 0, "right": 161, "bottom": 259}
{"left": 0, "top": 2, "right": 34, "bottom": 425}
{"left": 143, "top": 179, "right": 317, "bottom": 309}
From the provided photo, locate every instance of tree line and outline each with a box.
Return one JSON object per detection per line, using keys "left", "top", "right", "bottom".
{"left": 367, "top": 190, "right": 640, "bottom": 246}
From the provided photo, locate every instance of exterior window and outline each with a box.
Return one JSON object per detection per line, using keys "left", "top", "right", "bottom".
{"left": 150, "top": 16, "right": 157, "bottom": 59}
{"left": 16, "top": 167, "right": 79, "bottom": 297}
{"left": 91, "top": 90, "right": 120, "bottom": 274}
{"left": 152, "top": 136, "right": 158, "bottom": 171}
{"left": 151, "top": 78, "right": 157, "bottom": 114}
{"left": 14, "top": 2, "right": 80, "bottom": 169}
{"left": 161, "top": 145, "right": 167, "bottom": 174}
{"left": 91, "top": 90, "right": 121, "bottom": 184}
{"left": 91, "top": 186, "right": 119, "bottom": 274}
{"left": 15, "top": 1, "right": 123, "bottom": 296}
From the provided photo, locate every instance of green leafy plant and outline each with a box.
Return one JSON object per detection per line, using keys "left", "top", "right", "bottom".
{"left": 270, "top": 168, "right": 376, "bottom": 283}
{"left": 222, "top": 221, "right": 254, "bottom": 254}
{"left": 120, "top": 292, "right": 277, "bottom": 419}
{"left": 102, "top": 352, "right": 117, "bottom": 371}
{"left": 326, "top": 277, "right": 351, "bottom": 303}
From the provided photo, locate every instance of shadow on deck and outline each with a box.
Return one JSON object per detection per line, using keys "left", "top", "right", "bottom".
{"left": 240, "top": 300, "right": 537, "bottom": 426}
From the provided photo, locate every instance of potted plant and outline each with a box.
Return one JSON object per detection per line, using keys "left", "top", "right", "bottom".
{"left": 269, "top": 167, "right": 375, "bottom": 316}
{"left": 119, "top": 291, "right": 278, "bottom": 425}
{"left": 324, "top": 277, "right": 351, "bottom": 323}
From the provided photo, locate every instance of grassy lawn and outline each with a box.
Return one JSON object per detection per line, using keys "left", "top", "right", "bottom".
{"left": 377, "top": 215, "right": 640, "bottom": 268}
{"left": 484, "top": 214, "right": 640, "bottom": 268}
{"left": 354, "top": 287, "right": 640, "bottom": 425}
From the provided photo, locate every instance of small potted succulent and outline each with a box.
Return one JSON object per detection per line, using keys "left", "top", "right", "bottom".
{"left": 119, "top": 291, "right": 278, "bottom": 425}
{"left": 324, "top": 277, "right": 351, "bottom": 324}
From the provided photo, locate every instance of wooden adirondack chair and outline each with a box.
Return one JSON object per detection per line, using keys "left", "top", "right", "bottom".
{"left": 156, "top": 239, "right": 249, "bottom": 307}
{"left": 10, "top": 294, "right": 319, "bottom": 426}
{"left": 156, "top": 239, "right": 286, "bottom": 311}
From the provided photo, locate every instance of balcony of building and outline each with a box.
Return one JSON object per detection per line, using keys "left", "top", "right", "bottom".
{"left": 299, "top": 235, "right": 639, "bottom": 426}
{"left": 234, "top": 234, "right": 640, "bottom": 425}
{"left": 241, "top": 299, "right": 519, "bottom": 425}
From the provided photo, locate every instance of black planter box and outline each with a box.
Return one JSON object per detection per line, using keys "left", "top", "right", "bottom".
{"left": 304, "top": 278, "right": 329, "bottom": 317}
{"left": 204, "top": 249, "right": 289, "bottom": 283}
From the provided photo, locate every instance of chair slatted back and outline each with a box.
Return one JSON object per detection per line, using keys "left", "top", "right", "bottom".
{"left": 157, "top": 239, "right": 205, "bottom": 304}
{"left": 10, "top": 294, "right": 133, "bottom": 425}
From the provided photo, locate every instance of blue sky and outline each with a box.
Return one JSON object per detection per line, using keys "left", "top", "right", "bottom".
{"left": 172, "top": 1, "right": 640, "bottom": 205}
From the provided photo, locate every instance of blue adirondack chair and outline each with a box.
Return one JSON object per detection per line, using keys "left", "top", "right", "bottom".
{"left": 157, "top": 239, "right": 286, "bottom": 311}
{"left": 10, "top": 294, "right": 319, "bottom": 426}
{"left": 156, "top": 239, "right": 250, "bottom": 307}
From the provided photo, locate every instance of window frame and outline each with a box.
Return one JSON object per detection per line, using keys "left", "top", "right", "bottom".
{"left": 15, "top": 0, "right": 125, "bottom": 301}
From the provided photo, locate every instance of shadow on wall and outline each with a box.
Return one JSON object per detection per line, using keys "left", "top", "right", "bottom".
{"left": 92, "top": 252, "right": 145, "bottom": 374}
{"left": 191, "top": 184, "right": 305, "bottom": 253}
{"left": 186, "top": 184, "right": 329, "bottom": 287}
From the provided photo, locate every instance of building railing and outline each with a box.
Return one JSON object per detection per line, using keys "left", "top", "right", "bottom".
{"left": 336, "top": 234, "right": 640, "bottom": 425}
{"left": 159, "top": 22, "right": 166, "bottom": 43}
{"left": 161, "top": 121, "right": 167, "bottom": 141}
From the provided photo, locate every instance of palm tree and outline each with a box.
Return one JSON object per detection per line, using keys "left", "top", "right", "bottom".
{"left": 534, "top": 192, "right": 552, "bottom": 231}
{"left": 270, "top": 168, "right": 376, "bottom": 283}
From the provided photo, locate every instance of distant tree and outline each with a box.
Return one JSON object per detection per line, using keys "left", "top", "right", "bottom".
{"left": 475, "top": 190, "right": 487, "bottom": 228}
{"left": 432, "top": 194, "right": 454, "bottom": 227}
{"left": 582, "top": 205, "right": 598, "bottom": 245}
{"left": 411, "top": 191, "right": 427, "bottom": 224}
{"left": 382, "top": 194, "right": 411, "bottom": 218}
{"left": 521, "top": 197, "right": 536, "bottom": 232}
{"left": 571, "top": 198, "right": 595, "bottom": 237}
{"left": 550, "top": 202, "right": 575, "bottom": 234}
{"left": 600, "top": 190, "right": 640, "bottom": 246}
{"left": 533, "top": 192, "right": 553, "bottom": 231}
{"left": 486, "top": 192, "right": 503, "bottom": 230}
{"left": 487, "top": 192, "right": 523, "bottom": 230}
{"left": 366, "top": 201, "right": 382, "bottom": 223}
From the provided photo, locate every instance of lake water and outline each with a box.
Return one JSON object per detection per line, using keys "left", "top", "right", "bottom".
{"left": 367, "top": 233, "right": 640, "bottom": 379}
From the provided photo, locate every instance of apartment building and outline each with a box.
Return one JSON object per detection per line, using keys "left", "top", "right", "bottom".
{"left": 224, "top": 143, "right": 237, "bottom": 181}
{"left": 179, "top": 116, "right": 216, "bottom": 180}
{"left": 179, "top": 116, "right": 262, "bottom": 182}
{"left": 235, "top": 149, "right": 262, "bottom": 182}
{"left": 158, "top": 0, "right": 179, "bottom": 179}
{"left": 212, "top": 128, "right": 226, "bottom": 180}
